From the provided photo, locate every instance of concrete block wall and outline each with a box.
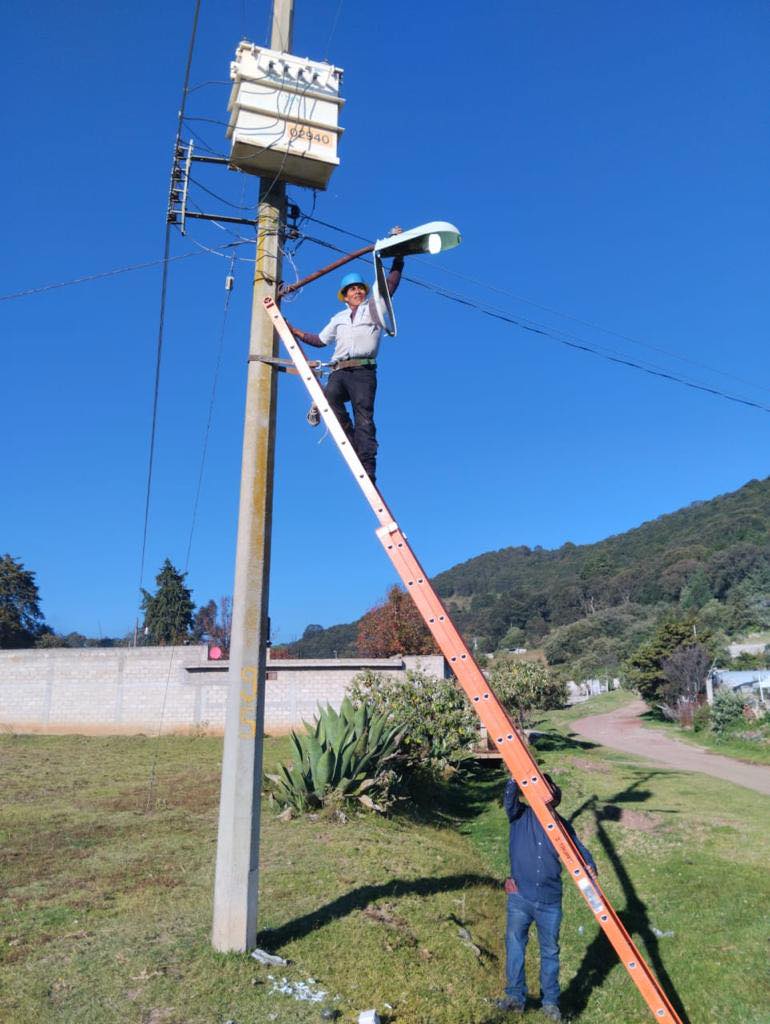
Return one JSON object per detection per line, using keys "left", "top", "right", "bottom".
{"left": 0, "top": 647, "right": 447, "bottom": 736}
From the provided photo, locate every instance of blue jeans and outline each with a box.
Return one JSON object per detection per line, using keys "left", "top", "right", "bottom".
{"left": 505, "top": 892, "right": 562, "bottom": 1006}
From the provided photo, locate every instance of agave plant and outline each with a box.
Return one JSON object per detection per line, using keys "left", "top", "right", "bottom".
{"left": 265, "top": 697, "right": 402, "bottom": 813}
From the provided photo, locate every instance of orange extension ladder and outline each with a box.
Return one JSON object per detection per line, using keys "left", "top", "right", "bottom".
{"left": 263, "top": 295, "right": 684, "bottom": 1024}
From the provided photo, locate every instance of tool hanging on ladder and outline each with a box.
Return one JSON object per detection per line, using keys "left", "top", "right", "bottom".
{"left": 261, "top": 285, "right": 684, "bottom": 1024}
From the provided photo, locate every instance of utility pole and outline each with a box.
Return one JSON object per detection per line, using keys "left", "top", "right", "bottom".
{"left": 212, "top": 0, "right": 294, "bottom": 953}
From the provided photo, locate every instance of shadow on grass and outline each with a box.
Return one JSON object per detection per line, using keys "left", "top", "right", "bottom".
{"left": 398, "top": 730, "right": 598, "bottom": 829}
{"left": 528, "top": 730, "right": 599, "bottom": 754}
{"left": 639, "top": 707, "right": 668, "bottom": 724}
{"left": 396, "top": 760, "right": 507, "bottom": 828}
{"left": 562, "top": 771, "right": 691, "bottom": 1023}
{"left": 258, "top": 872, "right": 499, "bottom": 950}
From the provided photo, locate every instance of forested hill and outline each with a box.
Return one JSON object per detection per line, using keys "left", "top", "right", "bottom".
{"left": 283, "top": 476, "right": 770, "bottom": 675}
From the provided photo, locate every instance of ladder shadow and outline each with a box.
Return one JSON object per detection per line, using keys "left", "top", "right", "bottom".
{"left": 561, "top": 772, "right": 691, "bottom": 1023}
{"left": 528, "top": 730, "right": 599, "bottom": 754}
{"left": 257, "top": 871, "right": 499, "bottom": 950}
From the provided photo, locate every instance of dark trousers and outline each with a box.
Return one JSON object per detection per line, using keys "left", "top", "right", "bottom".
{"left": 325, "top": 367, "right": 378, "bottom": 481}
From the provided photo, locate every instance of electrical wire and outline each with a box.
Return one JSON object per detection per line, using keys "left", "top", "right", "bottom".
{"left": 297, "top": 212, "right": 770, "bottom": 401}
{"left": 188, "top": 79, "right": 231, "bottom": 93}
{"left": 184, "top": 124, "right": 228, "bottom": 158}
{"left": 0, "top": 251, "right": 203, "bottom": 302}
{"left": 188, "top": 173, "right": 256, "bottom": 211}
{"left": 298, "top": 233, "right": 770, "bottom": 417}
{"left": 142, "top": 0, "right": 203, "bottom": 815}
{"left": 184, "top": 253, "right": 238, "bottom": 570}
{"left": 324, "top": 0, "right": 345, "bottom": 59}
{"left": 183, "top": 198, "right": 259, "bottom": 257}
{"left": 302, "top": 212, "right": 370, "bottom": 244}
{"left": 184, "top": 59, "right": 320, "bottom": 217}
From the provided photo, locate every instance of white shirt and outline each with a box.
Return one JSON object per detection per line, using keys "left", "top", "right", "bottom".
{"left": 318, "top": 296, "right": 385, "bottom": 362}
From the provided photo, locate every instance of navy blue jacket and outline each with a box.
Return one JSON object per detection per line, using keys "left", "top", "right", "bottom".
{"left": 504, "top": 779, "right": 596, "bottom": 905}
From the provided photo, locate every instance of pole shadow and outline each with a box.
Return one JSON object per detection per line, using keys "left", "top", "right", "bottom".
{"left": 258, "top": 871, "right": 499, "bottom": 949}
{"left": 561, "top": 772, "right": 691, "bottom": 1023}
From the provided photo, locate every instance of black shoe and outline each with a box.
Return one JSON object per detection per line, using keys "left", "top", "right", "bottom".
{"left": 541, "top": 1005, "right": 561, "bottom": 1021}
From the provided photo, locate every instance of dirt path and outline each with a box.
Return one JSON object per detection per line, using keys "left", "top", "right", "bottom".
{"left": 571, "top": 698, "right": 770, "bottom": 796}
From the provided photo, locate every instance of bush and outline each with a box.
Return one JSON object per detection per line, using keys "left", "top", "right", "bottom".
{"left": 711, "top": 689, "right": 745, "bottom": 736}
{"left": 263, "top": 698, "right": 402, "bottom": 814}
{"left": 488, "top": 658, "right": 566, "bottom": 727}
{"left": 692, "top": 703, "right": 712, "bottom": 733}
{"left": 347, "top": 669, "right": 478, "bottom": 774}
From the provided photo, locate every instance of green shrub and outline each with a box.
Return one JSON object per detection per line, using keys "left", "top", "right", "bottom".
{"left": 347, "top": 669, "right": 478, "bottom": 774}
{"left": 692, "top": 703, "right": 712, "bottom": 733}
{"left": 488, "top": 658, "right": 566, "bottom": 727}
{"left": 711, "top": 689, "right": 745, "bottom": 736}
{"left": 264, "top": 698, "right": 401, "bottom": 813}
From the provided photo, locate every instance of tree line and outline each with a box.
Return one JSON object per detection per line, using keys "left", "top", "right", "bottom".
{"left": 0, "top": 553, "right": 231, "bottom": 651}
{"left": 280, "top": 475, "right": 770, "bottom": 680}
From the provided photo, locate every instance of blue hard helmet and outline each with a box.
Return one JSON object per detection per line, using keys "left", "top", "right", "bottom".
{"left": 338, "top": 272, "right": 369, "bottom": 302}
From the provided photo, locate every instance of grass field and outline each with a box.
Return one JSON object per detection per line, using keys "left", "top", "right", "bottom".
{"left": 2, "top": 716, "right": 769, "bottom": 1024}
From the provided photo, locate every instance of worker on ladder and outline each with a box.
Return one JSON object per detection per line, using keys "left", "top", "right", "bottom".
{"left": 286, "top": 228, "right": 404, "bottom": 484}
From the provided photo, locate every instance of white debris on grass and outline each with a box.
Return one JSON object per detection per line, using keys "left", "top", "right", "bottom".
{"left": 651, "top": 927, "right": 675, "bottom": 938}
{"left": 251, "top": 948, "right": 288, "bottom": 966}
{"left": 268, "top": 974, "right": 328, "bottom": 1003}
{"left": 358, "top": 1011, "right": 381, "bottom": 1024}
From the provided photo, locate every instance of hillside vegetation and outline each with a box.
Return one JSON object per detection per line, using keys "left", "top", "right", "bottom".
{"left": 285, "top": 477, "right": 770, "bottom": 678}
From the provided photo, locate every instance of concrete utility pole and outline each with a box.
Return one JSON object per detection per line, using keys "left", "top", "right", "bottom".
{"left": 212, "top": 0, "right": 294, "bottom": 953}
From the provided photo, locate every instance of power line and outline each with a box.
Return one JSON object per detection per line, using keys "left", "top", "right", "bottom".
{"left": 184, "top": 124, "right": 228, "bottom": 158}
{"left": 141, "top": 0, "right": 203, "bottom": 814}
{"left": 298, "top": 211, "right": 770, "bottom": 402}
{"left": 299, "top": 233, "right": 770, "bottom": 417}
{"left": 188, "top": 173, "right": 257, "bottom": 211}
{"left": 138, "top": 0, "right": 202, "bottom": 599}
{"left": 408, "top": 273, "right": 770, "bottom": 417}
{"left": 324, "top": 0, "right": 345, "bottom": 59}
{"left": 187, "top": 79, "right": 231, "bottom": 93}
{"left": 0, "top": 252, "right": 203, "bottom": 302}
{"left": 184, "top": 254, "right": 238, "bottom": 570}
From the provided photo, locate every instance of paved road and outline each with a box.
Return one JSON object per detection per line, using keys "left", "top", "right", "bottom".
{"left": 571, "top": 698, "right": 770, "bottom": 796}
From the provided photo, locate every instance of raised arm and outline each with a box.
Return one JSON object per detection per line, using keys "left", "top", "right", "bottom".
{"left": 503, "top": 778, "right": 526, "bottom": 822}
{"left": 386, "top": 255, "right": 405, "bottom": 297}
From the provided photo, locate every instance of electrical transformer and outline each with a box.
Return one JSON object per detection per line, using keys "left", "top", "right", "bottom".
{"left": 226, "top": 41, "right": 344, "bottom": 190}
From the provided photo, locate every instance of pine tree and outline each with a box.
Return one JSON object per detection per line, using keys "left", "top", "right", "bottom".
{"left": 624, "top": 619, "right": 715, "bottom": 705}
{"left": 141, "top": 559, "right": 194, "bottom": 645}
{"left": 0, "top": 554, "right": 46, "bottom": 648}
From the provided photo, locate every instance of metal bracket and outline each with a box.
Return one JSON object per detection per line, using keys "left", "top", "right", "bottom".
{"left": 249, "top": 355, "right": 322, "bottom": 374}
{"left": 375, "top": 521, "right": 400, "bottom": 541}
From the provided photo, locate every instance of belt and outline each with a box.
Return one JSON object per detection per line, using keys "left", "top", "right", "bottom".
{"left": 330, "top": 358, "right": 377, "bottom": 371}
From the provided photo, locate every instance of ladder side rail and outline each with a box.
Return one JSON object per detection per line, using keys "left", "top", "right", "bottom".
{"left": 379, "top": 523, "right": 681, "bottom": 1023}
{"left": 264, "top": 297, "right": 395, "bottom": 529}
{"left": 262, "top": 297, "right": 683, "bottom": 1024}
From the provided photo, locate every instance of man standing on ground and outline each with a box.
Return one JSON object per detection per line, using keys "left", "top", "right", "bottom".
{"left": 287, "top": 230, "right": 404, "bottom": 484}
{"left": 498, "top": 774, "right": 597, "bottom": 1020}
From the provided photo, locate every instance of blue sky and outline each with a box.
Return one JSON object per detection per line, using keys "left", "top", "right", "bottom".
{"left": 2, "top": 1, "right": 768, "bottom": 643}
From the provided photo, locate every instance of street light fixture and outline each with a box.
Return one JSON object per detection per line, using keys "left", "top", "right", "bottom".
{"left": 372, "top": 220, "right": 461, "bottom": 336}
